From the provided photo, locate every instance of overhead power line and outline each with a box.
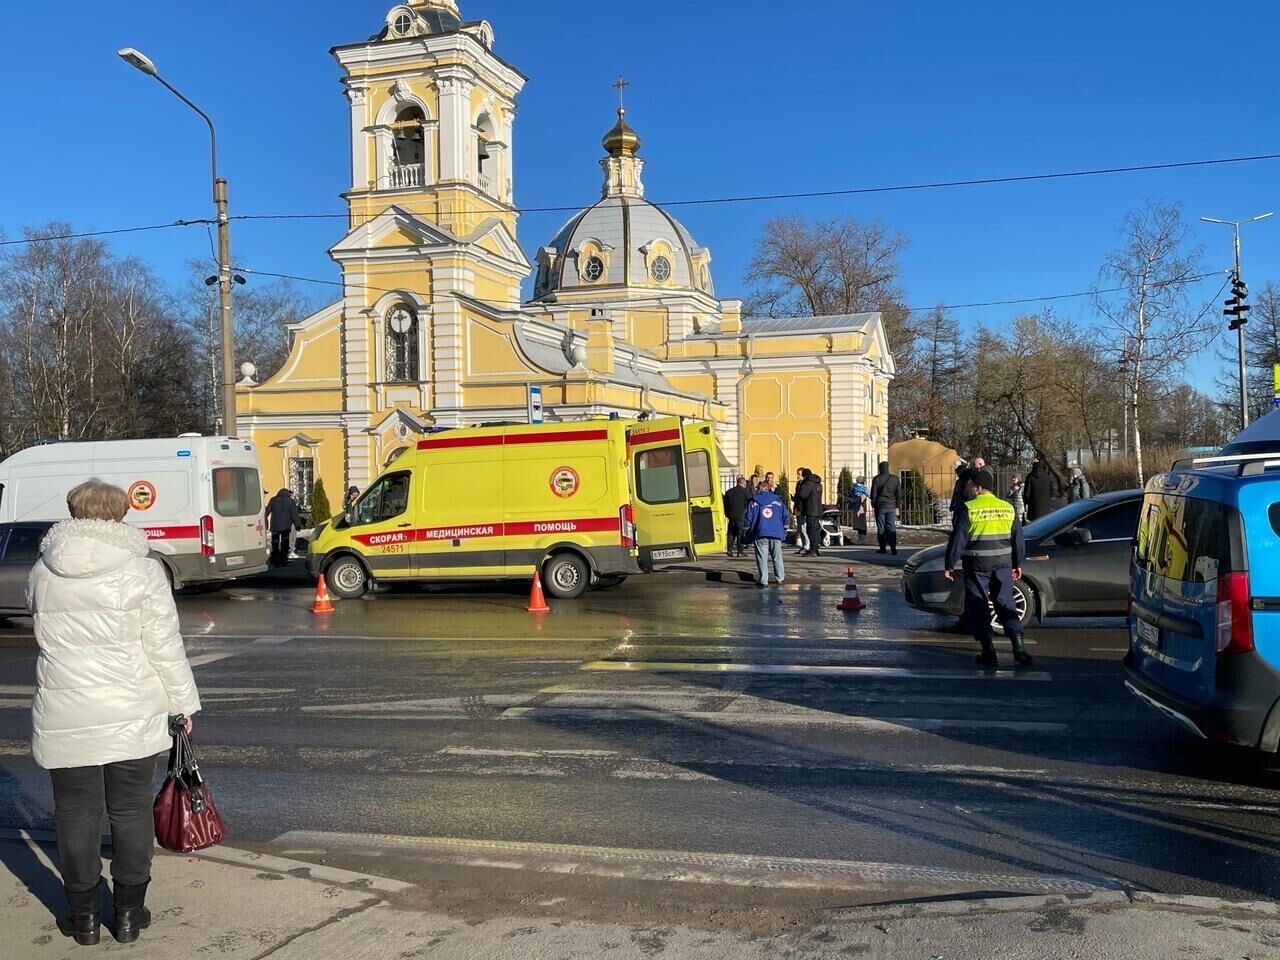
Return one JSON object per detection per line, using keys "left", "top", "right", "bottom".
{"left": 236, "top": 265, "right": 1226, "bottom": 316}
{"left": 227, "top": 151, "right": 1280, "bottom": 222}
{"left": 4, "top": 150, "right": 1277, "bottom": 248}
{"left": 0, "top": 219, "right": 213, "bottom": 247}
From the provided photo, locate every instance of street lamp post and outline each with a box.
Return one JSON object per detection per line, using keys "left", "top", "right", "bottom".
{"left": 118, "top": 47, "right": 238, "bottom": 437}
{"left": 1201, "top": 212, "right": 1274, "bottom": 430}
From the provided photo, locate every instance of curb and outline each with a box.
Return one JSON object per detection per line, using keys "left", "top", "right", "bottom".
{"left": 823, "top": 889, "right": 1280, "bottom": 922}
{"left": 0, "top": 828, "right": 411, "bottom": 895}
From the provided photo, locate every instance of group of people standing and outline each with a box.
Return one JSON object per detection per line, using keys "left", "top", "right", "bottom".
{"left": 1004, "top": 460, "right": 1092, "bottom": 526}
{"left": 721, "top": 460, "right": 908, "bottom": 586}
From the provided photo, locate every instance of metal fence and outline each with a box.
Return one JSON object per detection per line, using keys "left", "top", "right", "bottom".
{"left": 900, "top": 465, "right": 1024, "bottom": 528}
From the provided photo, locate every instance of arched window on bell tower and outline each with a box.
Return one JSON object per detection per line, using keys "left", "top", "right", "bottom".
{"left": 475, "top": 112, "right": 496, "bottom": 194}
{"left": 389, "top": 106, "right": 426, "bottom": 189}
{"left": 385, "top": 304, "right": 420, "bottom": 382}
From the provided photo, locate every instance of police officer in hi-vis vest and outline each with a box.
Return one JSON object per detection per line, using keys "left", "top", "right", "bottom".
{"left": 944, "top": 468, "right": 1031, "bottom": 667}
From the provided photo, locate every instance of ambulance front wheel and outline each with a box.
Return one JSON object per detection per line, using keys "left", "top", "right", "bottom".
{"left": 543, "top": 553, "right": 589, "bottom": 600}
{"left": 326, "top": 556, "right": 370, "bottom": 599}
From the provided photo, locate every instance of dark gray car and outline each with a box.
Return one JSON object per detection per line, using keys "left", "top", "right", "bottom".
{"left": 902, "top": 490, "right": 1142, "bottom": 627}
{"left": 0, "top": 522, "right": 53, "bottom": 615}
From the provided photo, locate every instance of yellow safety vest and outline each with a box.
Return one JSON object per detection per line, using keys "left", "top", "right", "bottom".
{"left": 963, "top": 491, "right": 1016, "bottom": 569}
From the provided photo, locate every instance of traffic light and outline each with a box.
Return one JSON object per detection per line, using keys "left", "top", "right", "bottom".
{"left": 1225, "top": 274, "right": 1251, "bottom": 330}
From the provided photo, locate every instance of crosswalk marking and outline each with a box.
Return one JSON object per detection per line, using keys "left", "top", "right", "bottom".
{"left": 580, "top": 660, "right": 1052, "bottom": 681}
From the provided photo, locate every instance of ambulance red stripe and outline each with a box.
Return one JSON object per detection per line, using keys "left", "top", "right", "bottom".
{"left": 627, "top": 428, "right": 681, "bottom": 449}
{"left": 416, "top": 429, "right": 609, "bottom": 451}
{"left": 142, "top": 526, "right": 201, "bottom": 540}
{"left": 351, "top": 516, "right": 621, "bottom": 547}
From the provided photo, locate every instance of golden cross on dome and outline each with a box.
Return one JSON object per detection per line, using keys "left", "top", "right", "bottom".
{"left": 613, "top": 75, "right": 629, "bottom": 113}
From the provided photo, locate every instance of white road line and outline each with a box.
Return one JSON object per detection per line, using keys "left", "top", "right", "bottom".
{"left": 270, "top": 830, "right": 1121, "bottom": 895}
{"left": 439, "top": 746, "right": 620, "bottom": 759}
{"left": 188, "top": 635, "right": 295, "bottom": 668}
{"left": 498, "top": 705, "right": 1068, "bottom": 734}
{"left": 581, "top": 660, "right": 1052, "bottom": 681}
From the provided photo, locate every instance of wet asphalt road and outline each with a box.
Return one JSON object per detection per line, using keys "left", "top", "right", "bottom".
{"left": 2, "top": 558, "right": 1279, "bottom": 908}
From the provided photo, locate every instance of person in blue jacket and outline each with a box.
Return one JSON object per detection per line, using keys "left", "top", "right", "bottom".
{"left": 741, "top": 475, "right": 791, "bottom": 588}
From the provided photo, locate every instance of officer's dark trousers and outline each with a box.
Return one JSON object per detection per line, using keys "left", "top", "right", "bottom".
{"left": 964, "top": 567, "right": 1022, "bottom": 641}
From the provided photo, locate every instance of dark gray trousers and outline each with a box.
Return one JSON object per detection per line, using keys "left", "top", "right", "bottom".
{"left": 50, "top": 755, "right": 160, "bottom": 892}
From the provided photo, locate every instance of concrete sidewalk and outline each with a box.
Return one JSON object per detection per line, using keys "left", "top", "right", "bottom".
{"left": 3, "top": 833, "right": 1278, "bottom": 959}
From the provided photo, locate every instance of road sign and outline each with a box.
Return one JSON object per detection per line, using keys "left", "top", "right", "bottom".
{"left": 527, "top": 384, "right": 544, "bottom": 425}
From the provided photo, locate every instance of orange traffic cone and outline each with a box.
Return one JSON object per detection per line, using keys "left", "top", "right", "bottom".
{"left": 312, "top": 575, "right": 335, "bottom": 614}
{"left": 838, "top": 568, "right": 865, "bottom": 612}
{"left": 527, "top": 571, "right": 551, "bottom": 614}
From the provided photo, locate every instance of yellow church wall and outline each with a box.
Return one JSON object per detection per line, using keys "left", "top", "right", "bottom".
{"left": 740, "top": 369, "right": 832, "bottom": 480}
{"left": 251, "top": 427, "right": 347, "bottom": 503}
{"left": 464, "top": 318, "right": 531, "bottom": 378}
{"left": 666, "top": 374, "right": 716, "bottom": 397}
{"left": 627, "top": 309, "right": 668, "bottom": 351}
{"left": 239, "top": 389, "right": 344, "bottom": 416}
{"left": 260, "top": 322, "right": 344, "bottom": 389}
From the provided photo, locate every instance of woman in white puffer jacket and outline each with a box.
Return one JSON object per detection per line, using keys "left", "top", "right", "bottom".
{"left": 27, "top": 479, "right": 201, "bottom": 946}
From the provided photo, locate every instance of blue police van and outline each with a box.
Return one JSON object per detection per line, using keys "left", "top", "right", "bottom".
{"left": 1124, "top": 411, "right": 1280, "bottom": 750}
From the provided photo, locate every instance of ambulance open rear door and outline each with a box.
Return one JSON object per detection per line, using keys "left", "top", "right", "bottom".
{"left": 627, "top": 418, "right": 695, "bottom": 570}
{"left": 680, "top": 421, "right": 726, "bottom": 556}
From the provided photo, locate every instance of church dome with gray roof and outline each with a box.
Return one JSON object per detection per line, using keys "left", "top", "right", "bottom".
{"left": 531, "top": 107, "right": 715, "bottom": 301}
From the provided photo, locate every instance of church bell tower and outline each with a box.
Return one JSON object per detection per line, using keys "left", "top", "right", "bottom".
{"left": 334, "top": 0, "right": 525, "bottom": 237}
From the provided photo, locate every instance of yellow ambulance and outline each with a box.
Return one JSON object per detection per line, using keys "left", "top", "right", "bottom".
{"left": 307, "top": 416, "right": 724, "bottom": 599}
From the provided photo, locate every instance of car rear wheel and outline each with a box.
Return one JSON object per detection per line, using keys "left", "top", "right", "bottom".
{"left": 544, "top": 552, "right": 589, "bottom": 599}
{"left": 326, "top": 555, "right": 370, "bottom": 599}
{"left": 990, "top": 579, "right": 1034, "bottom": 634}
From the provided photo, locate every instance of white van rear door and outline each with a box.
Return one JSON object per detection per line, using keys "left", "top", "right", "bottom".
{"left": 211, "top": 466, "right": 266, "bottom": 558}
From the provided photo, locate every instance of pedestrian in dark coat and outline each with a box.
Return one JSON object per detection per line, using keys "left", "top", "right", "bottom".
{"left": 949, "top": 457, "right": 986, "bottom": 518}
{"left": 264, "top": 489, "right": 303, "bottom": 566}
{"left": 869, "top": 461, "right": 902, "bottom": 554}
{"left": 723, "top": 477, "right": 751, "bottom": 557}
{"left": 343, "top": 485, "right": 360, "bottom": 511}
{"left": 797, "top": 470, "right": 824, "bottom": 556}
{"left": 1024, "top": 460, "right": 1059, "bottom": 522}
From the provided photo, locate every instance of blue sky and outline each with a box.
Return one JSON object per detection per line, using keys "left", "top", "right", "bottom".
{"left": 2, "top": 1, "right": 1277, "bottom": 389}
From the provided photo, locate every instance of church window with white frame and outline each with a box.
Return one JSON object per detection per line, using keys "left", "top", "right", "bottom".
{"left": 385, "top": 304, "right": 420, "bottom": 382}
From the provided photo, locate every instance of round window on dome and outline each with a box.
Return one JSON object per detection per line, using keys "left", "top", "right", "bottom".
{"left": 582, "top": 255, "right": 605, "bottom": 283}
{"left": 650, "top": 255, "right": 672, "bottom": 283}
{"left": 392, "top": 12, "right": 415, "bottom": 36}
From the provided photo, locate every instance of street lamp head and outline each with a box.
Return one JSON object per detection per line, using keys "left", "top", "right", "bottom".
{"left": 117, "top": 47, "right": 158, "bottom": 77}
{"left": 1200, "top": 217, "right": 1228, "bottom": 225}
{"left": 1252, "top": 212, "right": 1275, "bottom": 223}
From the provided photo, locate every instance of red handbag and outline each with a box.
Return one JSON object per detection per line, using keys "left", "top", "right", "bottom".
{"left": 154, "top": 717, "right": 225, "bottom": 853}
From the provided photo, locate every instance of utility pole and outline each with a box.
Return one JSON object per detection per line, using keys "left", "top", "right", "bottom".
{"left": 1202, "top": 212, "right": 1274, "bottom": 431}
{"left": 119, "top": 47, "right": 239, "bottom": 437}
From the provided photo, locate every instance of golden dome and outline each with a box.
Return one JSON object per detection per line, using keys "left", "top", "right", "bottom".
{"left": 602, "top": 108, "right": 641, "bottom": 157}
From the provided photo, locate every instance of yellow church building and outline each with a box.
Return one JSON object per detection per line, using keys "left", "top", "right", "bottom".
{"left": 236, "top": 0, "right": 895, "bottom": 505}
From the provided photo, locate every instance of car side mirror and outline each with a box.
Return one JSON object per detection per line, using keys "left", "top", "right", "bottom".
{"left": 1054, "top": 527, "right": 1092, "bottom": 547}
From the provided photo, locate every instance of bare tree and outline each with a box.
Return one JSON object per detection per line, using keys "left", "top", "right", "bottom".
{"left": 1093, "top": 202, "right": 1213, "bottom": 485}
{"left": 745, "top": 215, "right": 907, "bottom": 317}
{"left": 180, "top": 261, "right": 314, "bottom": 429}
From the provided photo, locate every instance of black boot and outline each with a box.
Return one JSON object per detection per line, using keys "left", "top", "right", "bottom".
{"left": 59, "top": 880, "right": 102, "bottom": 946}
{"left": 975, "top": 639, "right": 998, "bottom": 667}
{"left": 1010, "top": 633, "right": 1034, "bottom": 667}
{"left": 113, "top": 880, "right": 151, "bottom": 944}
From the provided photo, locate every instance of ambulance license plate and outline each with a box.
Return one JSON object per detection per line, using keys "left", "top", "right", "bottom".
{"left": 1136, "top": 618, "right": 1159, "bottom": 648}
{"left": 225, "top": 555, "right": 245, "bottom": 568}
{"left": 652, "top": 548, "right": 688, "bottom": 561}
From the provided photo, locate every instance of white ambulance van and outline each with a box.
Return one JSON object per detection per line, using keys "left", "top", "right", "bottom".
{"left": 0, "top": 435, "right": 268, "bottom": 588}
